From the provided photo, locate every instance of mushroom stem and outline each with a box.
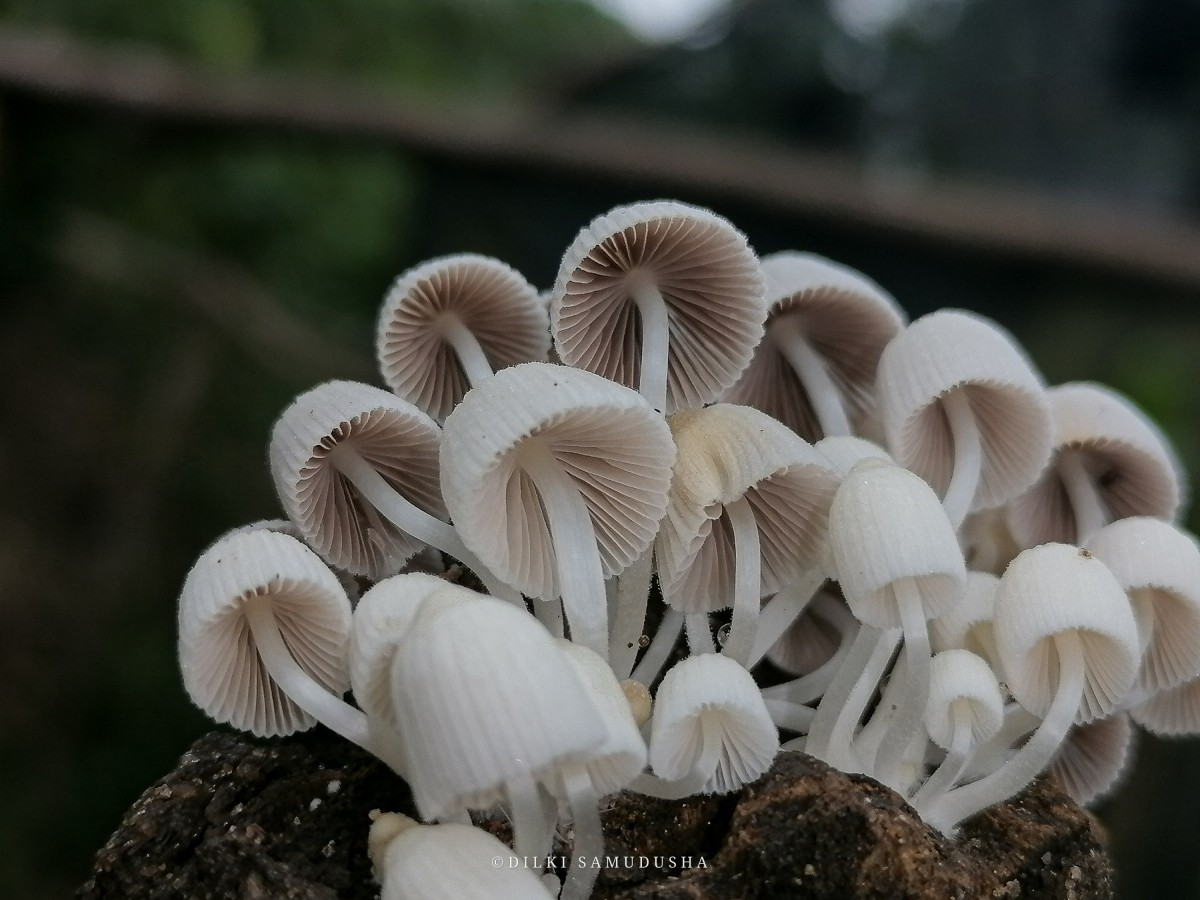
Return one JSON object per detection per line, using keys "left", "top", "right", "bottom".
{"left": 805, "top": 623, "right": 897, "bottom": 763}
{"left": 610, "top": 548, "right": 654, "bottom": 679}
{"left": 629, "top": 278, "right": 671, "bottom": 413}
{"left": 940, "top": 390, "right": 983, "bottom": 530}
{"left": 769, "top": 316, "right": 853, "bottom": 438}
{"left": 630, "top": 607, "right": 683, "bottom": 686}
{"left": 686, "top": 613, "right": 715, "bottom": 654}
{"left": 519, "top": 441, "right": 610, "bottom": 659}
{"left": 761, "top": 594, "right": 859, "bottom": 704}
{"left": 506, "top": 769, "right": 553, "bottom": 863}
{"left": 764, "top": 698, "right": 816, "bottom": 733}
{"left": 560, "top": 767, "right": 603, "bottom": 900}
{"left": 1059, "top": 448, "right": 1110, "bottom": 542}
{"left": 533, "top": 597, "right": 565, "bottom": 639}
{"left": 746, "top": 570, "right": 826, "bottom": 670}
{"left": 911, "top": 710, "right": 975, "bottom": 806}
{"left": 436, "top": 313, "right": 495, "bottom": 386}
{"left": 922, "top": 631, "right": 1086, "bottom": 833}
{"left": 823, "top": 627, "right": 902, "bottom": 773}
{"left": 872, "top": 579, "right": 933, "bottom": 788}
{"left": 243, "top": 596, "right": 408, "bottom": 775}
{"left": 721, "top": 496, "right": 763, "bottom": 666}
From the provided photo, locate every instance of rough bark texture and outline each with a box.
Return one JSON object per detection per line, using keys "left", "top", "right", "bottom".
{"left": 78, "top": 729, "right": 1113, "bottom": 900}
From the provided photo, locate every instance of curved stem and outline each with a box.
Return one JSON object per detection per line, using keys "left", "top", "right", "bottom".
{"left": 533, "top": 597, "right": 565, "bottom": 639}
{"left": 520, "top": 441, "right": 609, "bottom": 659}
{"left": 721, "top": 496, "right": 763, "bottom": 666}
{"left": 770, "top": 316, "right": 852, "bottom": 438}
{"left": 765, "top": 698, "right": 817, "bottom": 733}
{"left": 872, "top": 580, "right": 932, "bottom": 788}
{"left": 940, "top": 390, "right": 982, "bottom": 530}
{"left": 437, "top": 313, "right": 494, "bottom": 387}
{"left": 911, "top": 712, "right": 974, "bottom": 807}
{"left": 823, "top": 628, "right": 902, "bottom": 774}
{"left": 923, "top": 631, "right": 1086, "bottom": 834}
{"left": 760, "top": 593, "right": 859, "bottom": 704}
{"left": 747, "top": 571, "right": 826, "bottom": 670}
{"left": 561, "top": 767, "right": 603, "bottom": 900}
{"left": 686, "top": 612, "right": 715, "bottom": 654}
{"left": 244, "top": 597, "right": 408, "bottom": 776}
{"left": 1059, "top": 448, "right": 1110, "bottom": 543}
{"left": 961, "top": 704, "right": 1039, "bottom": 779}
{"left": 631, "top": 607, "right": 683, "bottom": 686}
{"left": 507, "top": 769, "right": 553, "bottom": 863}
{"left": 805, "top": 622, "right": 886, "bottom": 761}
{"left": 610, "top": 548, "right": 654, "bottom": 680}
{"left": 630, "top": 279, "right": 671, "bottom": 413}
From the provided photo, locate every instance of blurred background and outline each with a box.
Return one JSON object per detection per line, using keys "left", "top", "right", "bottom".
{"left": 1, "top": 0, "right": 1198, "bottom": 896}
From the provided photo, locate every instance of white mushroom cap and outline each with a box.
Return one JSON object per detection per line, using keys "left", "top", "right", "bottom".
{"left": 929, "top": 570, "right": 999, "bottom": 659}
{"left": 994, "top": 543, "right": 1139, "bottom": 724}
{"left": 765, "top": 587, "right": 850, "bottom": 675}
{"left": 813, "top": 434, "right": 893, "bottom": 475}
{"left": 551, "top": 200, "right": 766, "bottom": 414}
{"left": 376, "top": 254, "right": 549, "bottom": 421}
{"left": 1008, "top": 382, "right": 1185, "bottom": 546}
{"left": 178, "top": 529, "right": 352, "bottom": 736}
{"left": 1048, "top": 712, "right": 1136, "bottom": 807}
{"left": 389, "top": 589, "right": 606, "bottom": 819}
{"left": 829, "top": 458, "right": 966, "bottom": 628}
{"left": 1085, "top": 517, "right": 1200, "bottom": 694}
{"left": 655, "top": 403, "right": 839, "bottom": 614}
{"left": 1129, "top": 673, "right": 1200, "bottom": 735}
{"left": 270, "top": 380, "right": 446, "bottom": 580}
{"left": 224, "top": 518, "right": 361, "bottom": 601}
{"left": 923, "top": 649, "right": 1004, "bottom": 750}
{"left": 876, "top": 309, "right": 1052, "bottom": 514}
{"left": 649, "top": 653, "right": 779, "bottom": 794}
{"left": 723, "top": 251, "right": 905, "bottom": 441}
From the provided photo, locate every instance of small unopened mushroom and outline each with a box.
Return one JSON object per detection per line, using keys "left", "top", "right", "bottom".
{"left": 723, "top": 251, "right": 905, "bottom": 441}
{"left": 551, "top": 200, "right": 766, "bottom": 414}
{"left": 376, "top": 254, "right": 548, "bottom": 421}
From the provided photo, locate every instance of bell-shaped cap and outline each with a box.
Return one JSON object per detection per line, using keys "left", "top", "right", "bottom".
{"left": 814, "top": 434, "right": 893, "bottom": 475}
{"left": 376, "top": 254, "right": 548, "bottom": 421}
{"left": 441, "top": 362, "right": 675, "bottom": 599}
{"left": 390, "top": 589, "right": 606, "bottom": 818}
{"left": 224, "top": 517, "right": 360, "bottom": 601}
{"left": 1085, "top": 517, "right": 1200, "bottom": 694}
{"left": 270, "top": 380, "right": 447, "bottom": 580}
{"left": 923, "top": 649, "right": 1004, "bottom": 750}
{"left": 877, "top": 310, "right": 1052, "bottom": 513}
{"left": 724, "top": 251, "right": 905, "bottom": 441}
{"left": 1048, "top": 713, "right": 1135, "bottom": 807}
{"left": 178, "top": 528, "right": 352, "bottom": 737}
{"left": 1129, "top": 674, "right": 1200, "bottom": 735}
{"left": 656, "top": 403, "right": 838, "bottom": 614}
{"left": 994, "top": 543, "right": 1139, "bottom": 724}
{"left": 929, "top": 571, "right": 999, "bottom": 659}
{"left": 551, "top": 200, "right": 766, "bottom": 414}
{"left": 829, "top": 458, "right": 966, "bottom": 628}
{"left": 649, "top": 653, "right": 779, "bottom": 794}
{"left": 1008, "top": 382, "right": 1185, "bottom": 546}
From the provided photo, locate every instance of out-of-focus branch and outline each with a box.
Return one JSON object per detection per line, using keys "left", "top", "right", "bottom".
{"left": 4, "top": 26, "right": 1200, "bottom": 289}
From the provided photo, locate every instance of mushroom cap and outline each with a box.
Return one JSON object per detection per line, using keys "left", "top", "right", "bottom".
{"left": 390, "top": 589, "right": 606, "bottom": 818}
{"left": 1008, "top": 382, "right": 1186, "bottom": 547}
{"left": 1129, "top": 673, "right": 1200, "bottom": 736}
{"left": 441, "top": 362, "right": 676, "bottom": 600}
{"left": 649, "top": 653, "right": 779, "bottom": 794}
{"left": 929, "top": 570, "right": 999, "bottom": 658}
{"left": 813, "top": 434, "right": 893, "bottom": 475}
{"left": 1085, "top": 516, "right": 1200, "bottom": 694}
{"left": 1048, "top": 712, "right": 1135, "bottom": 807}
{"left": 551, "top": 200, "right": 766, "bottom": 414}
{"left": 376, "top": 254, "right": 549, "bottom": 422}
{"left": 723, "top": 251, "right": 905, "bottom": 441}
{"left": 178, "top": 528, "right": 352, "bottom": 737}
{"left": 765, "top": 588, "right": 853, "bottom": 675}
{"left": 829, "top": 458, "right": 967, "bottom": 628}
{"left": 923, "top": 649, "right": 1004, "bottom": 750}
{"left": 270, "top": 380, "right": 447, "bottom": 581}
{"left": 656, "top": 403, "right": 839, "bottom": 614}
{"left": 994, "top": 543, "right": 1139, "bottom": 724}
{"left": 224, "top": 518, "right": 362, "bottom": 601}
{"left": 877, "top": 309, "right": 1052, "bottom": 513}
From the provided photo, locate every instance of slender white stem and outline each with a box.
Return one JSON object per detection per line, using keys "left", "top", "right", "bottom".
{"left": 533, "top": 597, "right": 565, "bottom": 639}
{"left": 610, "top": 548, "right": 654, "bottom": 679}
{"left": 940, "top": 390, "right": 982, "bottom": 530}
{"left": 746, "top": 571, "right": 826, "bottom": 670}
{"left": 560, "top": 767, "right": 603, "bottom": 900}
{"left": 872, "top": 580, "right": 932, "bottom": 788}
{"left": 520, "top": 441, "right": 609, "bottom": 659}
{"left": 630, "top": 279, "right": 671, "bottom": 413}
{"left": 507, "top": 769, "right": 553, "bottom": 863}
{"left": 911, "top": 712, "right": 974, "bottom": 807}
{"left": 436, "top": 313, "right": 495, "bottom": 387}
{"left": 823, "top": 628, "right": 901, "bottom": 774}
{"left": 244, "top": 597, "right": 408, "bottom": 775}
{"left": 962, "top": 704, "right": 1039, "bottom": 779}
{"left": 770, "top": 315, "right": 852, "bottom": 438}
{"left": 721, "top": 496, "right": 763, "bottom": 666}
{"left": 923, "top": 631, "right": 1086, "bottom": 834}
{"left": 1058, "top": 448, "right": 1110, "bottom": 543}
{"left": 805, "top": 623, "right": 886, "bottom": 761}
{"left": 631, "top": 607, "right": 684, "bottom": 686}
{"left": 760, "top": 593, "right": 859, "bottom": 704}
{"left": 765, "top": 698, "right": 817, "bottom": 733}
{"left": 686, "top": 612, "right": 715, "bottom": 654}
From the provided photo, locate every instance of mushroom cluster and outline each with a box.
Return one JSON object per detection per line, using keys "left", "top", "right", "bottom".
{"left": 176, "top": 200, "right": 1198, "bottom": 897}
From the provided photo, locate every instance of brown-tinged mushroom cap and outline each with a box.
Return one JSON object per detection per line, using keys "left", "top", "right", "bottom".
{"left": 551, "top": 200, "right": 766, "bottom": 414}
{"left": 1007, "top": 381, "right": 1185, "bottom": 547}
{"left": 376, "top": 254, "right": 549, "bottom": 422}
{"left": 723, "top": 251, "right": 905, "bottom": 441}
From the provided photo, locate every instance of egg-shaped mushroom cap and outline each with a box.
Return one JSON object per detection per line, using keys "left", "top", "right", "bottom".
{"left": 994, "top": 543, "right": 1139, "bottom": 724}
{"left": 178, "top": 529, "right": 352, "bottom": 737}
{"left": 549, "top": 639, "right": 648, "bottom": 797}
{"left": 924, "top": 649, "right": 1004, "bottom": 750}
{"left": 390, "top": 590, "right": 606, "bottom": 819}
{"left": 1048, "top": 712, "right": 1135, "bottom": 807}
{"left": 1008, "top": 382, "right": 1185, "bottom": 546}
{"left": 270, "top": 380, "right": 447, "bottom": 581}
{"left": 1129, "top": 673, "right": 1200, "bottom": 735}
{"left": 441, "top": 362, "right": 675, "bottom": 600}
{"left": 929, "top": 570, "right": 999, "bottom": 657}
{"left": 829, "top": 458, "right": 966, "bottom": 628}
{"left": 1085, "top": 517, "right": 1200, "bottom": 694}
{"left": 224, "top": 518, "right": 361, "bottom": 602}
{"left": 723, "top": 251, "right": 905, "bottom": 441}
{"left": 348, "top": 573, "right": 459, "bottom": 722}
{"left": 551, "top": 200, "right": 766, "bottom": 414}
{"left": 814, "top": 435, "right": 893, "bottom": 476}
{"left": 877, "top": 309, "right": 1052, "bottom": 513}
{"left": 650, "top": 653, "right": 779, "bottom": 794}
{"left": 656, "top": 403, "right": 839, "bottom": 614}
{"left": 376, "top": 254, "right": 549, "bottom": 422}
